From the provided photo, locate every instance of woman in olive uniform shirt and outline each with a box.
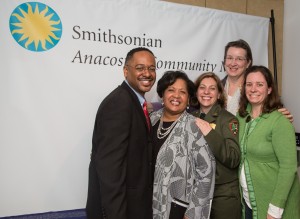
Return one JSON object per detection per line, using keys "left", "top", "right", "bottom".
{"left": 192, "top": 72, "right": 241, "bottom": 219}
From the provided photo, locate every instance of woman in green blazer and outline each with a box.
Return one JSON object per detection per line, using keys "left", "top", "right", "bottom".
{"left": 237, "top": 65, "right": 300, "bottom": 219}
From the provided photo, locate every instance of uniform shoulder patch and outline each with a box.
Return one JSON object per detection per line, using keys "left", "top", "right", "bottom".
{"left": 229, "top": 120, "right": 239, "bottom": 135}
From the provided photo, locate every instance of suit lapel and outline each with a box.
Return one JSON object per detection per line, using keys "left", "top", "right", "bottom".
{"left": 121, "top": 82, "right": 152, "bottom": 133}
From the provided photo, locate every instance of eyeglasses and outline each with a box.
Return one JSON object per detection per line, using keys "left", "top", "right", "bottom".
{"left": 126, "top": 64, "right": 156, "bottom": 73}
{"left": 225, "top": 56, "right": 247, "bottom": 62}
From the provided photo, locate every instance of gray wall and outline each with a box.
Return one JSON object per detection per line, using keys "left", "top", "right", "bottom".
{"left": 282, "top": 0, "right": 300, "bottom": 132}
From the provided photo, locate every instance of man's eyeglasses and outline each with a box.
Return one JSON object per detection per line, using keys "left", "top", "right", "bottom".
{"left": 126, "top": 64, "right": 156, "bottom": 73}
{"left": 225, "top": 56, "right": 247, "bottom": 62}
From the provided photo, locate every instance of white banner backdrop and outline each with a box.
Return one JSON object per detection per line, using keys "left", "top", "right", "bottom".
{"left": 0, "top": 0, "right": 269, "bottom": 216}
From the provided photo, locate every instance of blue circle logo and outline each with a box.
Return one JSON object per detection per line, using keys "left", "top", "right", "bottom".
{"left": 9, "top": 2, "right": 62, "bottom": 52}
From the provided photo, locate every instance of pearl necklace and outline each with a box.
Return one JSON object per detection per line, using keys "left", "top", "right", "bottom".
{"left": 157, "top": 114, "right": 183, "bottom": 139}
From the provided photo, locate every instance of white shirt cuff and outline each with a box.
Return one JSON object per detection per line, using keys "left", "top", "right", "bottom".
{"left": 268, "top": 203, "right": 284, "bottom": 218}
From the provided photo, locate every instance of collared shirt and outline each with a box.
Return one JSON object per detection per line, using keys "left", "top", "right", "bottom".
{"left": 124, "top": 80, "right": 145, "bottom": 107}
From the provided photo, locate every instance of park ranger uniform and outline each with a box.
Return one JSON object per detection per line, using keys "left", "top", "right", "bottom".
{"left": 192, "top": 103, "right": 241, "bottom": 219}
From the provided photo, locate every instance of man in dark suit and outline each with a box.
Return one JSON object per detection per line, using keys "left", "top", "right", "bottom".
{"left": 86, "top": 47, "right": 156, "bottom": 219}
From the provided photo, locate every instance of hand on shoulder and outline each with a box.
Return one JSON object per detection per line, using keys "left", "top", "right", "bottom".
{"left": 195, "top": 118, "right": 212, "bottom": 136}
{"left": 278, "top": 107, "right": 293, "bottom": 123}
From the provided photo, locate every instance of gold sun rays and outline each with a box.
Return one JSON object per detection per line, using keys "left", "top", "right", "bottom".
{"left": 11, "top": 3, "right": 61, "bottom": 51}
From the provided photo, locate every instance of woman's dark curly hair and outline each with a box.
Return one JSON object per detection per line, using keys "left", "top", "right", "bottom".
{"left": 156, "top": 70, "right": 196, "bottom": 103}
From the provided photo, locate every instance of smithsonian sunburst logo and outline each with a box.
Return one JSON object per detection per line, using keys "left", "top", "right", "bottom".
{"left": 9, "top": 2, "right": 62, "bottom": 52}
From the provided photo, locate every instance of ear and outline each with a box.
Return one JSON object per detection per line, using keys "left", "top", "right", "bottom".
{"left": 268, "top": 87, "right": 272, "bottom": 94}
{"left": 123, "top": 66, "right": 128, "bottom": 78}
{"left": 246, "top": 60, "right": 252, "bottom": 68}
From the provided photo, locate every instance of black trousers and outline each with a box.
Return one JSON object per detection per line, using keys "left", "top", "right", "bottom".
{"left": 243, "top": 199, "right": 253, "bottom": 219}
